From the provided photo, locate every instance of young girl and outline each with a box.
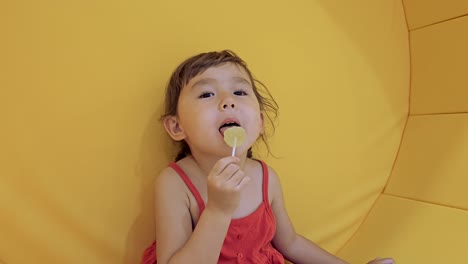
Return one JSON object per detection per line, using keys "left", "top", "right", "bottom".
{"left": 142, "top": 50, "right": 395, "bottom": 264}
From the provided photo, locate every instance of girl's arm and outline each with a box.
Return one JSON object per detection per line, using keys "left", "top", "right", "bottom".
{"left": 268, "top": 167, "right": 348, "bottom": 264}
{"left": 155, "top": 156, "right": 249, "bottom": 264}
{"left": 154, "top": 167, "right": 231, "bottom": 264}
{"left": 269, "top": 168, "right": 395, "bottom": 264}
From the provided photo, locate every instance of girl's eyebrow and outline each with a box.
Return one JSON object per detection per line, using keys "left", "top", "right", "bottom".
{"left": 232, "top": 76, "right": 251, "bottom": 85}
{"left": 191, "top": 78, "right": 216, "bottom": 89}
{"left": 191, "top": 77, "right": 251, "bottom": 89}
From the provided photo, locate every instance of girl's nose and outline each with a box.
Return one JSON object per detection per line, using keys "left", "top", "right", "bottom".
{"left": 222, "top": 103, "right": 236, "bottom": 109}
{"left": 219, "top": 94, "right": 236, "bottom": 110}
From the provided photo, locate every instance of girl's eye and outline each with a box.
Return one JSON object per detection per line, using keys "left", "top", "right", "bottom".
{"left": 234, "top": 90, "right": 248, "bottom": 96}
{"left": 199, "top": 92, "right": 214, "bottom": 98}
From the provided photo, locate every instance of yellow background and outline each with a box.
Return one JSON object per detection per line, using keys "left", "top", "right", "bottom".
{"left": 338, "top": 0, "right": 468, "bottom": 263}
{"left": 1, "top": 0, "right": 467, "bottom": 263}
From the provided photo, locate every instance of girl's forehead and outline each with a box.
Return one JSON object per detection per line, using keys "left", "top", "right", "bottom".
{"left": 190, "top": 62, "right": 250, "bottom": 83}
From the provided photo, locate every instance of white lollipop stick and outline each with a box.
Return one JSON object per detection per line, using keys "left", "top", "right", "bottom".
{"left": 231, "top": 137, "right": 237, "bottom": 156}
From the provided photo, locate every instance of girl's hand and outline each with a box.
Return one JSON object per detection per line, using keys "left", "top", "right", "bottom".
{"left": 206, "top": 156, "right": 250, "bottom": 216}
{"left": 367, "top": 257, "right": 395, "bottom": 264}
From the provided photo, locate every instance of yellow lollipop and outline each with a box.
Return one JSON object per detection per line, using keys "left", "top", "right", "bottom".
{"left": 223, "top": 126, "right": 246, "bottom": 156}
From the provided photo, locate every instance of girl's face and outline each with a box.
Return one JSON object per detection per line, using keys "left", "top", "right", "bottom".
{"left": 170, "top": 62, "right": 263, "bottom": 157}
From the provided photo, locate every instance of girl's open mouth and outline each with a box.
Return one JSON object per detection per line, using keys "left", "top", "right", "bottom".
{"left": 219, "top": 122, "right": 240, "bottom": 136}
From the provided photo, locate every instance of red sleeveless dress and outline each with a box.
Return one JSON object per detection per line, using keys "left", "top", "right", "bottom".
{"left": 141, "top": 160, "right": 284, "bottom": 263}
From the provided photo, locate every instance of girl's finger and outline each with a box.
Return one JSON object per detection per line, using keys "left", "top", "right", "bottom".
{"left": 211, "top": 156, "right": 239, "bottom": 177}
{"left": 226, "top": 169, "right": 246, "bottom": 187}
{"left": 380, "top": 258, "right": 395, "bottom": 264}
{"left": 369, "top": 258, "right": 395, "bottom": 264}
{"left": 234, "top": 175, "right": 250, "bottom": 190}
{"left": 219, "top": 163, "right": 240, "bottom": 181}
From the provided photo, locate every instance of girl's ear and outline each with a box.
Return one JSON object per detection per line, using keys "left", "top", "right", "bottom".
{"left": 163, "top": 115, "right": 186, "bottom": 141}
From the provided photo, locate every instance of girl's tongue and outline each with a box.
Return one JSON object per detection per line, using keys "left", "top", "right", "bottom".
{"left": 219, "top": 125, "right": 237, "bottom": 136}
{"left": 219, "top": 122, "right": 240, "bottom": 136}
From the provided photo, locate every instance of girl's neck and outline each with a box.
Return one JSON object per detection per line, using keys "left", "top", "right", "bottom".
{"left": 188, "top": 150, "right": 248, "bottom": 177}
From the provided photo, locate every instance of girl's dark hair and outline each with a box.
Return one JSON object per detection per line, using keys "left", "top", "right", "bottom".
{"left": 161, "top": 50, "right": 278, "bottom": 161}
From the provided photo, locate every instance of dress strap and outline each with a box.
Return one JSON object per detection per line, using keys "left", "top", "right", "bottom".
{"left": 259, "top": 160, "right": 270, "bottom": 204}
{"left": 169, "top": 162, "right": 205, "bottom": 215}
{"left": 169, "top": 161, "right": 269, "bottom": 214}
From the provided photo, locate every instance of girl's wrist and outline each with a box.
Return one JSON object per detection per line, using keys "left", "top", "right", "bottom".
{"left": 205, "top": 204, "right": 233, "bottom": 220}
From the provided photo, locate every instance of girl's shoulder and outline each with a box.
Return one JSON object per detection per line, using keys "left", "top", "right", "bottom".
{"left": 156, "top": 156, "right": 192, "bottom": 179}
{"left": 154, "top": 161, "right": 189, "bottom": 196}
{"left": 155, "top": 156, "right": 203, "bottom": 193}
{"left": 153, "top": 162, "right": 194, "bottom": 216}
{"left": 247, "top": 159, "right": 282, "bottom": 204}
{"left": 249, "top": 159, "right": 281, "bottom": 184}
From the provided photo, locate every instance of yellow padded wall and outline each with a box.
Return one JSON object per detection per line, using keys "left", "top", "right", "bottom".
{"left": 339, "top": 8, "right": 468, "bottom": 264}
{"left": 385, "top": 114, "right": 468, "bottom": 209}
{"left": 1, "top": 0, "right": 409, "bottom": 263}
{"left": 403, "top": 0, "right": 468, "bottom": 30}
{"left": 410, "top": 15, "right": 468, "bottom": 114}
{"left": 1, "top": 1, "right": 175, "bottom": 262}
{"left": 276, "top": 0, "right": 409, "bottom": 253}
{"left": 338, "top": 194, "right": 468, "bottom": 263}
